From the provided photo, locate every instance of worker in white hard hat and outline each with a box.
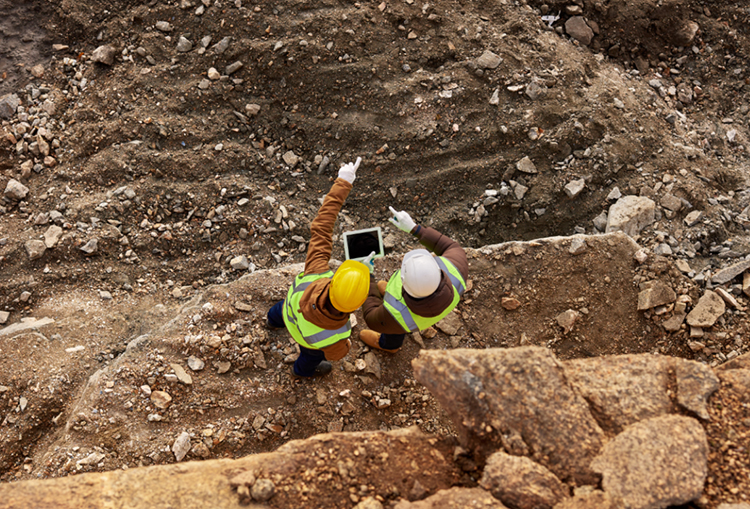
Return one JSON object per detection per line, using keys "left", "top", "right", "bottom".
{"left": 360, "top": 207, "right": 468, "bottom": 352}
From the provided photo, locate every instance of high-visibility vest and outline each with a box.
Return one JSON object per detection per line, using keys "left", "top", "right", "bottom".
{"left": 383, "top": 256, "right": 466, "bottom": 333}
{"left": 283, "top": 270, "right": 352, "bottom": 349}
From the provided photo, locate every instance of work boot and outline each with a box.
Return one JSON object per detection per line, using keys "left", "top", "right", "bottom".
{"left": 290, "top": 361, "right": 333, "bottom": 379}
{"left": 377, "top": 280, "right": 387, "bottom": 296}
{"left": 359, "top": 330, "right": 400, "bottom": 353}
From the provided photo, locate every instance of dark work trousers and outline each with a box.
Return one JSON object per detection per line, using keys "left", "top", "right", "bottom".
{"left": 380, "top": 333, "right": 406, "bottom": 350}
{"left": 267, "top": 300, "right": 327, "bottom": 377}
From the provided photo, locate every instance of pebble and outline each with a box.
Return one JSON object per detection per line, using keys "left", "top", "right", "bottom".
{"left": 556, "top": 309, "right": 580, "bottom": 333}
{"left": 230, "top": 255, "right": 250, "bottom": 270}
{"left": 150, "top": 391, "right": 172, "bottom": 409}
{"left": 91, "top": 45, "right": 117, "bottom": 66}
{"left": 476, "top": 50, "right": 502, "bottom": 69}
{"left": 225, "top": 61, "right": 243, "bottom": 75}
{"left": 98, "top": 290, "right": 113, "bottom": 300}
{"left": 171, "top": 363, "right": 193, "bottom": 384}
{"left": 172, "top": 432, "right": 191, "bottom": 462}
{"left": 176, "top": 37, "right": 193, "bottom": 53}
{"left": 282, "top": 151, "right": 299, "bottom": 167}
{"left": 155, "top": 21, "right": 173, "bottom": 32}
{"left": 516, "top": 156, "right": 537, "bottom": 174}
{"left": 207, "top": 67, "right": 220, "bottom": 80}
{"left": 80, "top": 238, "right": 99, "bottom": 255}
{"left": 564, "top": 178, "right": 585, "bottom": 198}
{"left": 251, "top": 479, "right": 275, "bottom": 502}
{"left": 569, "top": 238, "right": 587, "bottom": 255}
{"left": 187, "top": 356, "right": 205, "bottom": 371}
{"left": 0, "top": 311, "right": 9, "bottom": 324}
{"left": 245, "top": 104, "right": 261, "bottom": 116}
{"left": 25, "top": 240, "right": 46, "bottom": 260}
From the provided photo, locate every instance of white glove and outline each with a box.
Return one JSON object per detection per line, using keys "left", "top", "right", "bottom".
{"left": 362, "top": 251, "right": 376, "bottom": 273}
{"left": 389, "top": 206, "right": 417, "bottom": 233}
{"left": 337, "top": 157, "right": 361, "bottom": 184}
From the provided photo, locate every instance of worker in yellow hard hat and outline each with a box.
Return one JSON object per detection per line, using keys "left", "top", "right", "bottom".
{"left": 267, "top": 157, "right": 370, "bottom": 378}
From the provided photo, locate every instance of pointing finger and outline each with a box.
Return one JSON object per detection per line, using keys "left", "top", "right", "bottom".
{"left": 388, "top": 206, "right": 398, "bottom": 216}
{"left": 352, "top": 157, "right": 362, "bottom": 172}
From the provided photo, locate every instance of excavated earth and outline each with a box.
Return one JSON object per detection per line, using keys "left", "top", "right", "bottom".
{"left": 1, "top": 0, "right": 750, "bottom": 507}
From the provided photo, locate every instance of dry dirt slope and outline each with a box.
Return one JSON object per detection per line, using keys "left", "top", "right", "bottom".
{"left": 1, "top": 0, "right": 750, "bottom": 506}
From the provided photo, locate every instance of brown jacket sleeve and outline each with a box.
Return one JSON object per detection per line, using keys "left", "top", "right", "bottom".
{"left": 363, "top": 274, "right": 410, "bottom": 334}
{"left": 321, "top": 338, "right": 351, "bottom": 361}
{"left": 304, "top": 178, "right": 352, "bottom": 275}
{"left": 413, "top": 226, "right": 469, "bottom": 281}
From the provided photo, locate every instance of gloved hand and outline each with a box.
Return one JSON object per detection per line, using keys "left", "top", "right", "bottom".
{"left": 362, "top": 251, "right": 376, "bottom": 273}
{"left": 389, "top": 206, "right": 417, "bottom": 233}
{"left": 337, "top": 157, "right": 362, "bottom": 184}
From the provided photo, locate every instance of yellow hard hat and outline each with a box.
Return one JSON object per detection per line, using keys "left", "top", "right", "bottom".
{"left": 329, "top": 260, "right": 370, "bottom": 313}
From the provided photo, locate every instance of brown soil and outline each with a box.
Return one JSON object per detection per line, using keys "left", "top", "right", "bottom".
{"left": 2, "top": 0, "right": 750, "bottom": 506}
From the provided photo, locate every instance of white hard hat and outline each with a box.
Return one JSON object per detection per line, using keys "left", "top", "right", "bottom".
{"left": 401, "top": 249, "right": 441, "bottom": 298}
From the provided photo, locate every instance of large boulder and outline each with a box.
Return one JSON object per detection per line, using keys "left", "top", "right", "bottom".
{"left": 394, "top": 487, "right": 507, "bottom": 509}
{"left": 412, "top": 347, "right": 605, "bottom": 484}
{"left": 590, "top": 415, "right": 708, "bottom": 509}
{"left": 480, "top": 451, "right": 567, "bottom": 509}
{"left": 564, "top": 355, "right": 719, "bottom": 431}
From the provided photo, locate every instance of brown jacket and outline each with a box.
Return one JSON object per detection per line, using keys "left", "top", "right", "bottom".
{"left": 293, "top": 178, "right": 352, "bottom": 360}
{"left": 363, "top": 226, "right": 468, "bottom": 334}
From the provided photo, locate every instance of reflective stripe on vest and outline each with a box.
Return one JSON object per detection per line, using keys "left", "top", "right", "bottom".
{"left": 283, "top": 271, "right": 352, "bottom": 349}
{"left": 383, "top": 256, "right": 466, "bottom": 333}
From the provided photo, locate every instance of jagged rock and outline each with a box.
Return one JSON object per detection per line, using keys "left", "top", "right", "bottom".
{"left": 412, "top": 347, "right": 605, "bottom": 484}
{"left": 565, "top": 355, "right": 718, "bottom": 433}
{"left": 516, "top": 156, "right": 537, "bottom": 174}
{"left": 660, "top": 194, "right": 682, "bottom": 212}
{"left": 151, "top": 391, "right": 172, "bottom": 409}
{"left": 711, "top": 260, "right": 750, "bottom": 285}
{"left": 176, "top": 37, "right": 193, "bottom": 52}
{"left": 80, "top": 238, "right": 99, "bottom": 255}
{"left": 0, "top": 311, "right": 9, "bottom": 324}
{"left": 564, "top": 179, "right": 585, "bottom": 198}
{"left": 480, "top": 451, "right": 567, "bottom": 509}
{"left": 170, "top": 364, "right": 193, "bottom": 385}
{"left": 436, "top": 312, "right": 461, "bottom": 335}
{"left": 172, "top": 432, "right": 191, "bottom": 462}
{"left": 605, "top": 196, "right": 656, "bottom": 237}
{"left": 716, "top": 369, "right": 750, "bottom": 399}
{"left": 556, "top": 309, "right": 580, "bottom": 333}
{"left": 590, "top": 415, "right": 708, "bottom": 509}
{"left": 394, "top": 487, "right": 507, "bottom": 508}
{"left": 569, "top": 238, "right": 587, "bottom": 255}
{"left": 553, "top": 490, "right": 613, "bottom": 509}
{"left": 686, "top": 290, "right": 725, "bottom": 328}
{"left": 4, "top": 179, "right": 29, "bottom": 200}
{"left": 91, "top": 45, "right": 117, "bottom": 65}
{"left": 230, "top": 255, "right": 249, "bottom": 270}
{"left": 25, "top": 240, "right": 46, "bottom": 260}
{"left": 44, "top": 225, "right": 63, "bottom": 248}
{"left": 637, "top": 281, "right": 676, "bottom": 310}
{"left": 674, "top": 360, "right": 719, "bottom": 420}
{"left": 187, "top": 356, "right": 205, "bottom": 371}
{"left": 0, "top": 94, "right": 21, "bottom": 119}
{"left": 684, "top": 210, "right": 702, "bottom": 226}
{"left": 672, "top": 20, "right": 700, "bottom": 46}
{"left": 565, "top": 17, "right": 594, "bottom": 45}
{"left": 565, "top": 355, "right": 672, "bottom": 432}
{"left": 476, "top": 50, "right": 502, "bottom": 69}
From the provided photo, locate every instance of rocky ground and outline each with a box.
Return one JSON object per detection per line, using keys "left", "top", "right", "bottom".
{"left": 1, "top": 0, "right": 750, "bottom": 507}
